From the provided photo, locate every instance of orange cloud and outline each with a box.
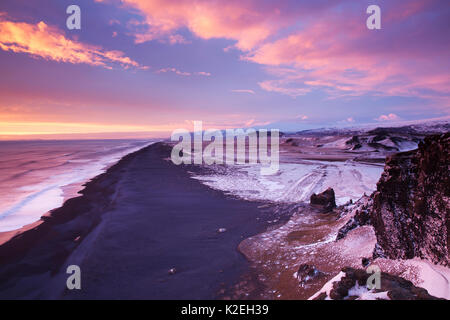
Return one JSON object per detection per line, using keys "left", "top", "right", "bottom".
{"left": 0, "top": 15, "right": 142, "bottom": 69}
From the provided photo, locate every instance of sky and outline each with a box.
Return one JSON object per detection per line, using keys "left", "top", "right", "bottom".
{"left": 0, "top": 0, "right": 449, "bottom": 139}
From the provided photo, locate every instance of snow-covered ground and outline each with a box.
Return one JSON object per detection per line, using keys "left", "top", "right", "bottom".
{"left": 189, "top": 121, "right": 450, "bottom": 205}
{"left": 191, "top": 160, "right": 383, "bottom": 205}
{"left": 409, "top": 259, "right": 450, "bottom": 299}
{"left": 374, "top": 258, "right": 450, "bottom": 300}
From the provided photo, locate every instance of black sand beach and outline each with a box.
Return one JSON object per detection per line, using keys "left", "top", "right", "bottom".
{"left": 0, "top": 142, "right": 286, "bottom": 299}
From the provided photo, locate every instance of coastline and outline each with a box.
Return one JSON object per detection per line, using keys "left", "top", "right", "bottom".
{"left": 0, "top": 142, "right": 290, "bottom": 299}
{"left": 1, "top": 135, "right": 448, "bottom": 300}
{"left": 0, "top": 139, "right": 154, "bottom": 233}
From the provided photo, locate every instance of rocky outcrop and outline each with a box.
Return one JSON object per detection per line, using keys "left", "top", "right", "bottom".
{"left": 371, "top": 133, "right": 450, "bottom": 265}
{"left": 344, "top": 126, "right": 426, "bottom": 153}
{"left": 312, "top": 267, "right": 442, "bottom": 300}
{"left": 336, "top": 196, "right": 372, "bottom": 240}
{"left": 295, "top": 264, "right": 327, "bottom": 287}
{"left": 310, "top": 188, "right": 336, "bottom": 212}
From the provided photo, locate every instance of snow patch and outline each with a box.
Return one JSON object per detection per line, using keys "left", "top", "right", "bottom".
{"left": 405, "top": 259, "right": 450, "bottom": 300}
{"left": 308, "top": 271, "right": 345, "bottom": 300}
{"left": 192, "top": 161, "right": 383, "bottom": 205}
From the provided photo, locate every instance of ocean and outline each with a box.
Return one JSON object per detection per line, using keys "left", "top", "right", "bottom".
{"left": 0, "top": 139, "right": 155, "bottom": 232}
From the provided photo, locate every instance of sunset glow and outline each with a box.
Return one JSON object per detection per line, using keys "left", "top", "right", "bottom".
{"left": 0, "top": 0, "right": 449, "bottom": 138}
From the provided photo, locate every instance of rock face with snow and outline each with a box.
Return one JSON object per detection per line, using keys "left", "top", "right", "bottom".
{"left": 310, "top": 188, "right": 336, "bottom": 212}
{"left": 343, "top": 125, "right": 449, "bottom": 153}
{"left": 295, "top": 264, "right": 327, "bottom": 287}
{"left": 311, "top": 267, "right": 442, "bottom": 300}
{"left": 371, "top": 133, "right": 450, "bottom": 265}
{"left": 336, "top": 196, "right": 372, "bottom": 240}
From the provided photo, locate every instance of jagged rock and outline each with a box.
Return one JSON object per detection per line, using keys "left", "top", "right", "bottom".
{"left": 313, "top": 267, "right": 442, "bottom": 300}
{"left": 372, "top": 243, "right": 387, "bottom": 259}
{"left": 370, "top": 133, "right": 450, "bottom": 265}
{"left": 310, "top": 188, "right": 336, "bottom": 212}
{"left": 295, "top": 264, "right": 327, "bottom": 287}
{"left": 336, "top": 208, "right": 371, "bottom": 240}
{"left": 336, "top": 196, "right": 372, "bottom": 240}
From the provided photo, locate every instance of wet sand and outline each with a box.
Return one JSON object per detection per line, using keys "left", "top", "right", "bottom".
{"left": 0, "top": 142, "right": 289, "bottom": 299}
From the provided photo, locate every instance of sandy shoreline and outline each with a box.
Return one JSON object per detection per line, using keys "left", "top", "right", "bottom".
{"left": 0, "top": 142, "right": 291, "bottom": 299}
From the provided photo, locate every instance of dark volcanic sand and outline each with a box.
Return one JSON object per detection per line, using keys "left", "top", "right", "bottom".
{"left": 0, "top": 142, "right": 288, "bottom": 299}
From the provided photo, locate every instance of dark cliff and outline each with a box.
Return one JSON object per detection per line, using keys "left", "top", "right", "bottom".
{"left": 371, "top": 133, "right": 450, "bottom": 265}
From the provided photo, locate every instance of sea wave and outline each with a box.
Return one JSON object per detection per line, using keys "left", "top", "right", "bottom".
{"left": 0, "top": 140, "right": 156, "bottom": 232}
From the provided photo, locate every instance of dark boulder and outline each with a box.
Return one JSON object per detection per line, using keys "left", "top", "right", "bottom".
{"left": 310, "top": 188, "right": 336, "bottom": 212}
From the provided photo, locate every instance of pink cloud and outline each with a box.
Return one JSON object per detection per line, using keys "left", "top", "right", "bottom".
{"left": 376, "top": 113, "right": 400, "bottom": 122}
{"left": 94, "top": 0, "right": 449, "bottom": 109}
{"left": 295, "top": 115, "right": 308, "bottom": 120}
{"left": 95, "top": 0, "right": 308, "bottom": 50}
{"left": 242, "top": 1, "right": 450, "bottom": 106}
{"left": 245, "top": 119, "right": 255, "bottom": 126}
{"left": 195, "top": 71, "right": 211, "bottom": 76}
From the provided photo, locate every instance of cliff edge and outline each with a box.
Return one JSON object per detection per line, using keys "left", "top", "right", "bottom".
{"left": 371, "top": 133, "right": 450, "bottom": 265}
